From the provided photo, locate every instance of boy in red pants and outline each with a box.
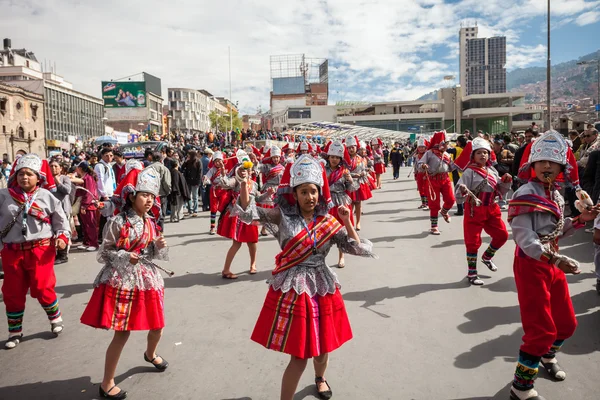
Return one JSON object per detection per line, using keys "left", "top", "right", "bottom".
{"left": 508, "top": 131, "right": 598, "bottom": 400}
{"left": 414, "top": 138, "right": 429, "bottom": 210}
{"left": 455, "top": 138, "right": 512, "bottom": 285}
{"left": 0, "top": 154, "right": 70, "bottom": 349}
{"left": 418, "top": 130, "right": 457, "bottom": 235}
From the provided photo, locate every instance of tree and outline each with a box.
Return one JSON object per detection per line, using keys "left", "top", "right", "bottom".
{"left": 209, "top": 110, "right": 243, "bottom": 132}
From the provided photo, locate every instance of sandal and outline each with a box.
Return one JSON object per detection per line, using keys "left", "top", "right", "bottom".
{"left": 221, "top": 272, "right": 238, "bottom": 279}
{"left": 99, "top": 385, "right": 128, "bottom": 399}
{"left": 315, "top": 377, "right": 332, "bottom": 400}
{"left": 481, "top": 258, "right": 498, "bottom": 272}
{"left": 4, "top": 333, "right": 23, "bottom": 350}
{"left": 468, "top": 276, "right": 484, "bottom": 286}
{"left": 430, "top": 228, "right": 441, "bottom": 235}
{"left": 509, "top": 389, "right": 546, "bottom": 400}
{"left": 249, "top": 268, "right": 257, "bottom": 275}
{"left": 337, "top": 262, "right": 345, "bottom": 268}
{"left": 441, "top": 211, "right": 451, "bottom": 223}
{"left": 541, "top": 360, "right": 566, "bottom": 381}
{"left": 144, "top": 352, "right": 169, "bottom": 371}
{"left": 209, "top": 228, "right": 216, "bottom": 236}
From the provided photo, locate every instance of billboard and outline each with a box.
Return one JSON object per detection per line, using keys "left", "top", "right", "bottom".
{"left": 273, "top": 77, "right": 305, "bottom": 95}
{"left": 102, "top": 81, "right": 147, "bottom": 108}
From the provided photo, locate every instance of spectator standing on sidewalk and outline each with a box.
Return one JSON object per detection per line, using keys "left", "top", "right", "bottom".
{"left": 182, "top": 150, "right": 202, "bottom": 217}
{"left": 200, "top": 149, "right": 212, "bottom": 211}
{"left": 148, "top": 151, "right": 172, "bottom": 230}
{"left": 168, "top": 159, "right": 190, "bottom": 223}
{"left": 112, "top": 150, "right": 126, "bottom": 184}
{"left": 94, "top": 148, "right": 116, "bottom": 242}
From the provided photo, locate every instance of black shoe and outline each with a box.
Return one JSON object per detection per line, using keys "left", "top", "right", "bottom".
{"left": 596, "top": 279, "right": 600, "bottom": 295}
{"left": 0, "top": 271, "right": 3, "bottom": 280}
{"left": 315, "top": 377, "right": 332, "bottom": 400}
{"left": 54, "top": 258, "right": 68, "bottom": 265}
{"left": 454, "top": 211, "right": 464, "bottom": 216}
{"left": 144, "top": 352, "right": 169, "bottom": 371}
{"left": 99, "top": 385, "right": 127, "bottom": 399}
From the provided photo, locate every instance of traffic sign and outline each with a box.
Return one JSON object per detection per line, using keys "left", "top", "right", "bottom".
{"left": 595, "top": 104, "right": 600, "bottom": 112}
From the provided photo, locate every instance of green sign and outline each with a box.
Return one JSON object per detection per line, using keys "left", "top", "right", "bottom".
{"left": 102, "top": 81, "right": 146, "bottom": 108}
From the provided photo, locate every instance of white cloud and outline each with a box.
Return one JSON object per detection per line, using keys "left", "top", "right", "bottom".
{"left": 1, "top": 0, "right": 598, "bottom": 111}
{"left": 576, "top": 10, "right": 600, "bottom": 25}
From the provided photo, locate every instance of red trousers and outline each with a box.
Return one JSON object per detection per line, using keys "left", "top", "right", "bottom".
{"left": 426, "top": 176, "right": 455, "bottom": 217}
{"left": 415, "top": 173, "right": 427, "bottom": 198}
{"left": 79, "top": 210, "right": 98, "bottom": 246}
{"left": 513, "top": 250, "right": 577, "bottom": 357}
{"left": 1, "top": 244, "right": 58, "bottom": 313}
{"left": 463, "top": 203, "right": 508, "bottom": 254}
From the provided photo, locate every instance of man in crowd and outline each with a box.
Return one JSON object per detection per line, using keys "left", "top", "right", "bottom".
{"left": 389, "top": 142, "right": 403, "bottom": 179}
{"left": 148, "top": 151, "right": 172, "bottom": 230}
{"left": 569, "top": 130, "right": 582, "bottom": 153}
{"left": 95, "top": 148, "right": 116, "bottom": 239}
{"left": 112, "top": 150, "right": 126, "bottom": 184}
{"left": 512, "top": 128, "right": 539, "bottom": 181}
{"left": 200, "top": 148, "right": 212, "bottom": 211}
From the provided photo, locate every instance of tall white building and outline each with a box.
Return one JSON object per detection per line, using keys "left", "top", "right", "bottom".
{"left": 459, "top": 26, "right": 507, "bottom": 97}
{"left": 168, "top": 88, "right": 211, "bottom": 133}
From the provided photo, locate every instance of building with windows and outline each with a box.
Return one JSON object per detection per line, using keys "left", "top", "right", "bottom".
{"left": 459, "top": 26, "right": 507, "bottom": 97}
{"left": 1, "top": 38, "right": 104, "bottom": 152}
{"left": 168, "top": 88, "right": 210, "bottom": 134}
{"left": 0, "top": 82, "right": 45, "bottom": 160}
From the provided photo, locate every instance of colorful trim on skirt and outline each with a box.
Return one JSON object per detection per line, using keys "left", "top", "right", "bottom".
{"left": 251, "top": 287, "right": 353, "bottom": 359}
{"left": 80, "top": 284, "right": 165, "bottom": 331}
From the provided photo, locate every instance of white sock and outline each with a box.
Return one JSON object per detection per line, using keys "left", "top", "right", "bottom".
{"left": 50, "top": 316, "right": 63, "bottom": 324}
{"left": 511, "top": 388, "right": 539, "bottom": 400}
{"left": 542, "top": 357, "right": 566, "bottom": 379}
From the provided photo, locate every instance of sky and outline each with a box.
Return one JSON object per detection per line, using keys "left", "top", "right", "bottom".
{"left": 2, "top": 0, "right": 600, "bottom": 114}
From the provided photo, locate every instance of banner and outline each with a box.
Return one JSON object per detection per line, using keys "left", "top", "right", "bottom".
{"left": 102, "top": 81, "right": 146, "bottom": 108}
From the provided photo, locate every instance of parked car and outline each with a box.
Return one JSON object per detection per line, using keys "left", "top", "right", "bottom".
{"left": 116, "top": 141, "right": 168, "bottom": 160}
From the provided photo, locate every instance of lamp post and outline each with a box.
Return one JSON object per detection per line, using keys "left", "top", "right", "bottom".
{"left": 546, "top": 0, "right": 552, "bottom": 130}
{"left": 577, "top": 59, "right": 600, "bottom": 121}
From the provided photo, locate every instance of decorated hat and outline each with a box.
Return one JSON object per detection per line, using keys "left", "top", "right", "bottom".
{"left": 299, "top": 141, "right": 312, "bottom": 152}
{"left": 276, "top": 154, "right": 333, "bottom": 210}
{"left": 125, "top": 159, "right": 143, "bottom": 176}
{"left": 454, "top": 138, "right": 492, "bottom": 171}
{"left": 135, "top": 168, "right": 160, "bottom": 196}
{"left": 371, "top": 138, "right": 383, "bottom": 146}
{"left": 345, "top": 136, "right": 358, "bottom": 148}
{"left": 428, "top": 130, "right": 447, "bottom": 149}
{"left": 213, "top": 151, "right": 224, "bottom": 161}
{"left": 359, "top": 140, "right": 367, "bottom": 149}
{"left": 327, "top": 141, "right": 345, "bottom": 158}
{"left": 417, "top": 137, "right": 428, "bottom": 147}
{"left": 9, "top": 153, "right": 56, "bottom": 191}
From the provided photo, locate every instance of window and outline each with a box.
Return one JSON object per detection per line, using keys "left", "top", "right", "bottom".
{"left": 18, "top": 126, "right": 25, "bottom": 139}
{"left": 31, "top": 104, "right": 38, "bottom": 120}
{"left": 16, "top": 102, "right": 22, "bottom": 111}
{"left": 34, "top": 130, "right": 37, "bottom": 138}
{"left": 0, "top": 98, "right": 5, "bottom": 115}
{"left": 2, "top": 125, "right": 5, "bottom": 133}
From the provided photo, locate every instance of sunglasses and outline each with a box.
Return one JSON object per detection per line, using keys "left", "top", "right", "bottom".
{"left": 582, "top": 135, "right": 591, "bottom": 138}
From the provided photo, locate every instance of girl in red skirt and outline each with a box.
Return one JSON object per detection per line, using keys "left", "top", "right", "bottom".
{"left": 370, "top": 138, "right": 386, "bottom": 189}
{"left": 345, "top": 136, "right": 372, "bottom": 231}
{"left": 236, "top": 154, "right": 377, "bottom": 400}
{"left": 81, "top": 168, "right": 169, "bottom": 400}
{"left": 414, "top": 138, "right": 429, "bottom": 210}
{"left": 325, "top": 140, "right": 358, "bottom": 269}
{"left": 216, "top": 151, "right": 260, "bottom": 278}
{"left": 203, "top": 151, "right": 231, "bottom": 235}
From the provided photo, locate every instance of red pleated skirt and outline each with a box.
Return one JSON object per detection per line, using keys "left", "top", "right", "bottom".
{"left": 251, "top": 287, "right": 353, "bottom": 359}
{"left": 217, "top": 210, "right": 259, "bottom": 243}
{"left": 374, "top": 163, "right": 386, "bottom": 174}
{"left": 350, "top": 182, "right": 373, "bottom": 202}
{"left": 80, "top": 284, "right": 165, "bottom": 331}
{"left": 329, "top": 204, "right": 354, "bottom": 225}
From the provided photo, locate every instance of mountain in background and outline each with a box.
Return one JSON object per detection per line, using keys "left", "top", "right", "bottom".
{"left": 417, "top": 49, "right": 599, "bottom": 103}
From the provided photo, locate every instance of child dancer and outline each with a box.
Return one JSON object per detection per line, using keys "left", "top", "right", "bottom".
{"left": 454, "top": 138, "right": 511, "bottom": 285}
{"left": 258, "top": 145, "right": 284, "bottom": 236}
{"left": 236, "top": 155, "right": 376, "bottom": 400}
{"left": 345, "top": 136, "right": 372, "bottom": 231}
{"left": 507, "top": 131, "right": 598, "bottom": 400}
{"left": 417, "top": 131, "right": 457, "bottom": 235}
{"left": 216, "top": 153, "right": 260, "bottom": 278}
{"left": 325, "top": 141, "right": 358, "bottom": 269}
{"left": 1, "top": 154, "right": 69, "bottom": 349}
{"left": 370, "top": 138, "right": 386, "bottom": 189}
{"left": 81, "top": 168, "right": 169, "bottom": 399}
{"left": 414, "top": 138, "right": 429, "bottom": 210}
{"left": 203, "top": 151, "right": 231, "bottom": 235}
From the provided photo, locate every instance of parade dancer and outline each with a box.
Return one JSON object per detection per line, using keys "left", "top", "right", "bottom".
{"left": 235, "top": 155, "right": 377, "bottom": 400}
{"left": 216, "top": 152, "right": 260, "bottom": 278}
{"left": 507, "top": 131, "right": 598, "bottom": 400}
{"left": 371, "top": 138, "right": 386, "bottom": 189}
{"left": 203, "top": 151, "right": 231, "bottom": 235}
{"left": 326, "top": 141, "right": 359, "bottom": 269}
{"left": 346, "top": 137, "right": 372, "bottom": 230}
{"left": 418, "top": 131, "right": 457, "bottom": 235}
{"left": 298, "top": 141, "right": 312, "bottom": 156}
{"left": 258, "top": 145, "right": 284, "bottom": 236}
{"left": 0, "top": 154, "right": 68, "bottom": 349}
{"left": 454, "top": 138, "right": 511, "bottom": 285}
{"left": 414, "top": 138, "right": 429, "bottom": 210}
{"left": 359, "top": 142, "right": 377, "bottom": 192}
{"left": 81, "top": 168, "right": 169, "bottom": 400}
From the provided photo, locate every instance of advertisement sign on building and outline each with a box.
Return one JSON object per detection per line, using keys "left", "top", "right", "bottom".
{"left": 102, "top": 81, "right": 147, "bottom": 108}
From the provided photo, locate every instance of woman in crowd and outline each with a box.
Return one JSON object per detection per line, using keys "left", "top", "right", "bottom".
{"left": 182, "top": 150, "right": 202, "bottom": 218}
{"left": 74, "top": 161, "right": 99, "bottom": 251}
{"left": 49, "top": 159, "right": 72, "bottom": 264}
{"left": 345, "top": 137, "right": 372, "bottom": 231}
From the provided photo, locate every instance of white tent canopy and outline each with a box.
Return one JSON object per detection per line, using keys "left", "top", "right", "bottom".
{"left": 288, "top": 121, "right": 415, "bottom": 142}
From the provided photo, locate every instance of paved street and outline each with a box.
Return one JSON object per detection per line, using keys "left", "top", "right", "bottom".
{"left": 0, "top": 169, "right": 599, "bottom": 400}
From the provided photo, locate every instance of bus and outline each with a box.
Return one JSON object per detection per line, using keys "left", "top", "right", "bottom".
{"left": 116, "top": 141, "right": 169, "bottom": 160}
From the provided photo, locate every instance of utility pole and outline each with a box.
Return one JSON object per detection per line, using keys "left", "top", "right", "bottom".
{"left": 546, "top": 0, "right": 552, "bottom": 130}
{"left": 228, "top": 46, "right": 233, "bottom": 144}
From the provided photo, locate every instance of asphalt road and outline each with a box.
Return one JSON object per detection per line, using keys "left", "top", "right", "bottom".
{"left": 0, "top": 170, "right": 598, "bottom": 400}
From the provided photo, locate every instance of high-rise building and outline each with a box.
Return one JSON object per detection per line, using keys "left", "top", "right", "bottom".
{"left": 459, "top": 26, "right": 506, "bottom": 96}
{"left": 0, "top": 38, "right": 104, "bottom": 153}
{"left": 168, "top": 88, "right": 210, "bottom": 134}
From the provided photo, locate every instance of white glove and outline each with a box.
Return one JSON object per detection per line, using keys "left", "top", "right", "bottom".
{"left": 575, "top": 190, "right": 593, "bottom": 213}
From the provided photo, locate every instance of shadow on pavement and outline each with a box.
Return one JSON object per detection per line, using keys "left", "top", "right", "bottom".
{"left": 562, "top": 241, "right": 594, "bottom": 264}
{"left": 293, "top": 384, "right": 319, "bottom": 399}
{"left": 430, "top": 234, "right": 514, "bottom": 249}
{"left": 379, "top": 215, "right": 430, "bottom": 224}
{"left": 366, "top": 197, "right": 420, "bottom": 206}
{"left": 165, "top": 269, "right": 271, "bottom": 289}
{"left": 449, "top": 381, "right": 512, "bottom": 399}
{"left": 0, "top": 365, "right": 158, "bottom": 400}
{"left": 370, "top": 231, "right": 431, "bottom": 242}
{"left": 454, "top": 289, "right": 600, "bottom": 369}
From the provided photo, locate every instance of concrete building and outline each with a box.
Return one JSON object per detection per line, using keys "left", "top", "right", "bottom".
{"left": 0, "top": 82, "right": 45, "bottom": 160}
{"left": 459, "top": 26, "right": 507, "bottom": 97}
{"left": 103, "top": 72, "right": 164, "bottom": 139}
{"left": 1, "top": 38, "right": 104, "bottom": 152}
{"left": 168, "top": 88, "right": 210, "bottom": 134}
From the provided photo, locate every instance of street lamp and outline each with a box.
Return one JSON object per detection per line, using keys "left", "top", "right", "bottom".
{"left": 577, "top": 59, "right": 600, "bottom": 121}
{"left": 546, "top": 0, "right": 552, "bottom": 130}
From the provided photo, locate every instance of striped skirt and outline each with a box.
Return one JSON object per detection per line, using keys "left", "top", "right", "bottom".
{"left": 80, "top": 284, "right": 165, "bottom": 331}
{"left": 251, "top": 287, "right": 353, "bottom": 359}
